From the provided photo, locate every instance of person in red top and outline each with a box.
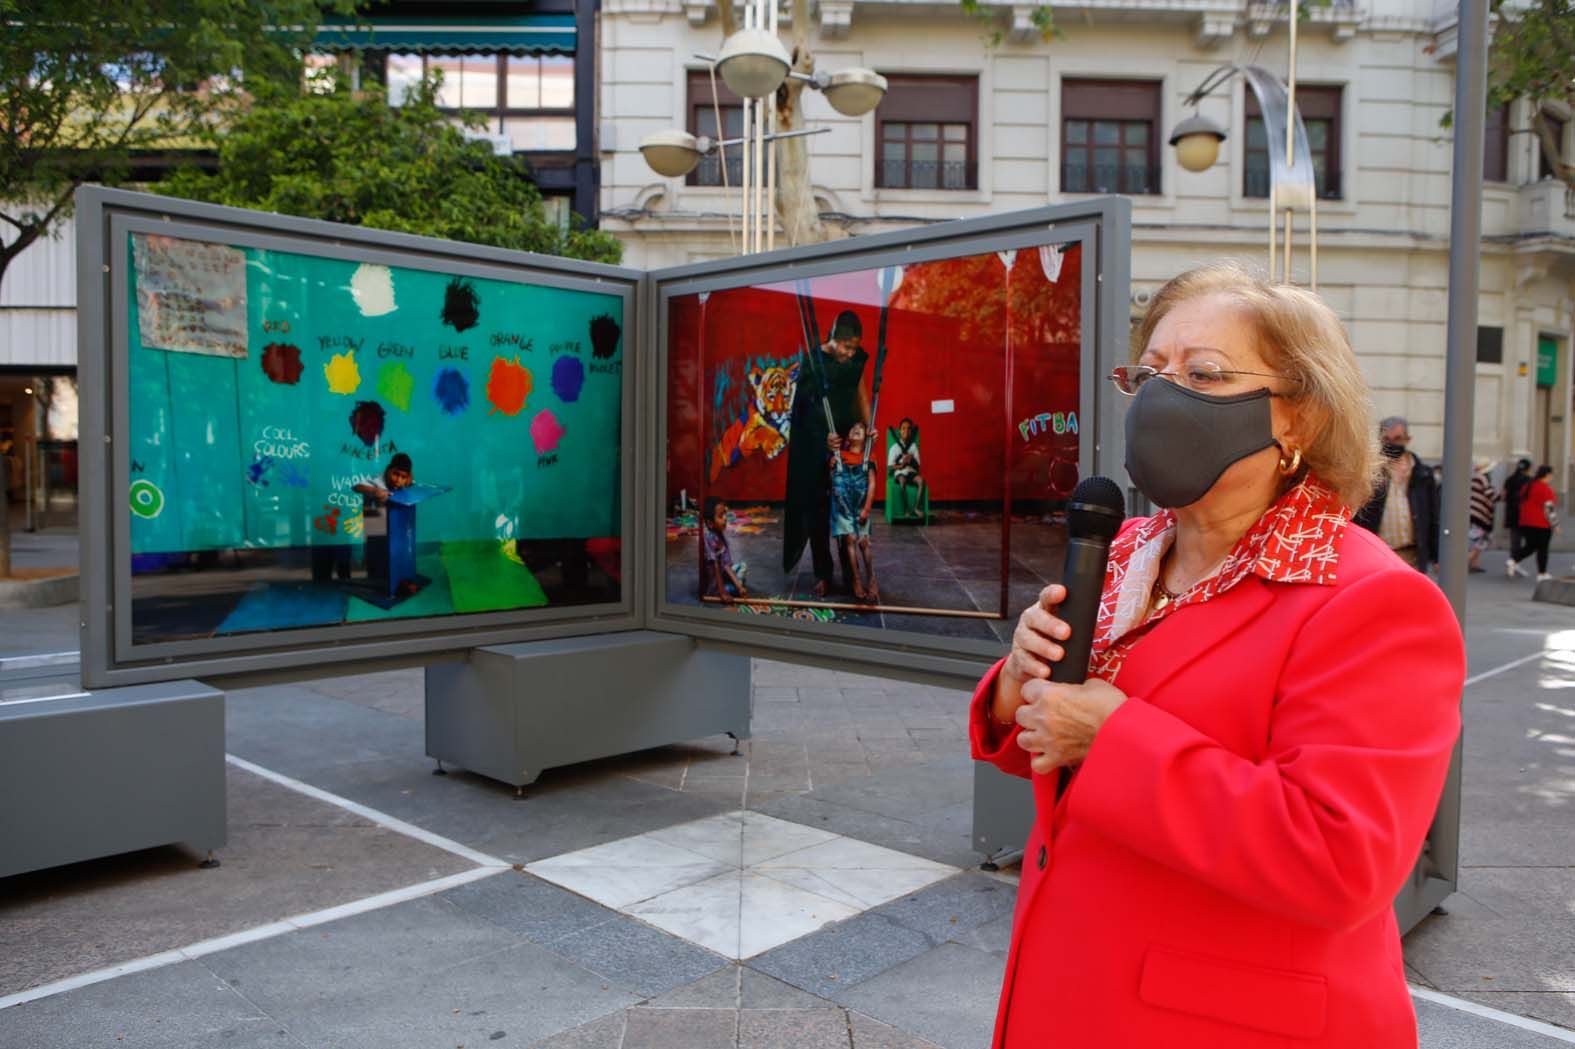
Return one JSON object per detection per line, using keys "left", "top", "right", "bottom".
{"left": 971, "top": 263, "right": 1463, "bottom": 1049}
{"left": 1510, "top": 464, "right": 1559, "bottom": 581}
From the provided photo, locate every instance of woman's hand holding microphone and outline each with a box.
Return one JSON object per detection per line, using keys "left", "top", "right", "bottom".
{"left": 993, "top": 584, "right": 1127, "bottom": 777}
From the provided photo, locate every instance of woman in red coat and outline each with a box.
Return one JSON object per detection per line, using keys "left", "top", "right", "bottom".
{"left": 1510, "top": 464, "right": 1558, "bottom": 581}
{"left": 972, "top": 263, "right": 1464, "bottom": 1048}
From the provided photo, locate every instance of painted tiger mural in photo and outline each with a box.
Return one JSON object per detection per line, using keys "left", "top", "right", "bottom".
{"left": 709, "top": 360, "right": 799, "bottom": 482}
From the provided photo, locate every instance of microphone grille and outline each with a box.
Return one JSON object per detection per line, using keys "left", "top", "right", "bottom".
{"left": 1067, "top": 475, "right": 1126, "bottom": 541}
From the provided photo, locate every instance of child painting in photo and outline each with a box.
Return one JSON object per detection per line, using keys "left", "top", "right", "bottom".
{"left": 829, "top": 421, "right": 879, "bottom": 603}
{"left": 353, "top": 452, "right": 413, "bottom": 587}
{"left": 701, "top": 497, "right": 749, "bottom": 603}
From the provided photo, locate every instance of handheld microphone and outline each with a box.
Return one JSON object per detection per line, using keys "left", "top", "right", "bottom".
{"left": 1050, "top": 476, "right": 1126, "bottom": 684}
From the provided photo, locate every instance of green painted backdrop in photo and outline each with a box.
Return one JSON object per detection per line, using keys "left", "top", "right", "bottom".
{"left": 126, "top": 234, "right": 624, "bottom": 555}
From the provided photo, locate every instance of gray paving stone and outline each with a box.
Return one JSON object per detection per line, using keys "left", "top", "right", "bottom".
{"left": 849, "top": 1010, "right": 946, "bottom": 1049}
{"left": 872, "top": 873, "right": 1015, "bottom": 945}
{"left": 1403, "top": 915, "right": 1575, "bottom": 992}
{"left": 549, "top": 913, "right": 728, "bottom": 998}
{"left": 1415, "top": 997, "right": 1575, "bottom": 1048}
{"left": 738, "top": 1007, "right": 851, "bottom": 1049}
{"left": 201, "top": 895, "right": 526, "bottom": 1009}
{"left": 752, "top": 793, "right": 977, "bottom": 869}
{"left": 833, "top": 943, "right": 1005, "bottom": 1049}
{"left": 240, "top": 940, "right": 636, "bottom": 1049}
{"left": 441, "top": 870, "right": 618, "bottom": 945}
{"left": 949, "top": 912, "right": 1014, "bottom": 957}
{"left": 1457, "top": 866, "right": 1575, "bottom": 920}
{"left": 1452, "top": 991, "right": 1575, "bottom": 1033}
{"left": 620, "top": 1007, "right": 737, "bottom": 1049}
{"left": 642, "top": 965, "right": 832, "bottom": 1010}
{"left": 749, "top": 912, "right": 934, "bottom": 999}
{"left": 0, "top": 960, "right": 293, "bottom": 1049}
{"left": 529, "top": 1009, "right": 627, "bottom": 1049}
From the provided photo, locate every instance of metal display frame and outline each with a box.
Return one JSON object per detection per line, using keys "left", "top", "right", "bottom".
{"left": 643, "top": 200, "right": 1133, "bottom": 686}
{"left": 77, "top": 187, "right": 647, "bottom": 688}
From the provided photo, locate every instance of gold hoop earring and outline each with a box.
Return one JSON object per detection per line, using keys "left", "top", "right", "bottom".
{"left": 1277, "top": 447, "right": 1303, "bottom": 477}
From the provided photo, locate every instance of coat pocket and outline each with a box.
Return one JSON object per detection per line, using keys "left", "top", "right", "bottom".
{"left": 1138, "top": 944, "right": 1328, "bottom": 1039}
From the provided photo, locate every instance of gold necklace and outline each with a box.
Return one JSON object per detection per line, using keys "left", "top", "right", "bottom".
{"left": 1151, "top": 576, "right": 1180, "bottom": 612}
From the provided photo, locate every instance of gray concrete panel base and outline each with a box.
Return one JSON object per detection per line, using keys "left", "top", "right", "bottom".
{"left": 424, "top": 630, "right": 751, "bottom": 788}
{"left": 0, "top": 679, "right": 226, "bottom": 878}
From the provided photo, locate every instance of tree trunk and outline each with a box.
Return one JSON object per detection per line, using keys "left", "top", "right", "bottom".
{"left": 772, "top": 0, "right": 828, "bottom": 245}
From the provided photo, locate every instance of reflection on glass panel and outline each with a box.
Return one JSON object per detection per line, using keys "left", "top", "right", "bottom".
{"left": 912, "top": 141, "right": 939, "bottom": 188}
{"left": 944, "top": 124, "right": 967, "bottom": 142}
{"left": 695, "top": 107, "right": 744, "bottom": 183}
{"left": 1306, "top": 120, "right": 1328, "bottom": 150}
{"left": 541, "top": 56, "right": 575, "bottom": 109}
{"left": 506, "top": 56, "right": 540, "bottom": 109}
{"left": 1246, "top": 117, "right": 1266, "bottom": 149}
{"left": 1123, "top": 122, "right": 1148, "bottom": 147}
{"left": 429, "top": 56, "right": 463, "bottom": 108}
{"left": 882, "top": 160, "right": 906, "bottom": 187}
{"left": 124, "top": 231, "right": 625, "bottom": 645}
{"left": 459, "top": 55, "right": 497, "bottom": 109}
{"left": 663, "top": 240, "right": 1086, "bottom": 648}
{"left": 502, "top": 116, "right": 576, "bottom": 151}
{"left": 387, "top": 53, "right": 423, "bottom": 105}
{"left": 912, "top": 123, "right": 938, "bottom": 141}
{"left": 1093, "top": 121, "right": 1119, "bottom": 145}
{"left": 542, "top": 194, "right": 572, "bottom": 232}
{"left": 1125, "top": 163, "right": 1150, "bottom": 194}
{"left": 1066, "top": 120, "right": 1087, "bottom": 146}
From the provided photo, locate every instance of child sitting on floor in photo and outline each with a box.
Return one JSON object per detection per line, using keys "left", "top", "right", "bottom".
{"left": 701, "top": 497, "right": 749, "bottom": 602}
{"left": 829, "top": 421, "right": 879, "bottom": 604}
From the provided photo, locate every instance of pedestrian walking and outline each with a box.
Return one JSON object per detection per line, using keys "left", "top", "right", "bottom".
{"left": 1502, "top": 457, "right": 1532, "bottom": 573}
{"left": 1468, "top": 458, "right": 1497, "bottom": 573}
{"left": 1353, "top": 416, "right": 1439, "bottom": 572}
{"left": 1508, "top": 464, "right": 1559, "bottom": 582}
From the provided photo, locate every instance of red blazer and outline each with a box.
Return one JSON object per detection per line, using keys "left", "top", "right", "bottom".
{"left": 970, "top": 522, "right": 1463, "bottom": 1048}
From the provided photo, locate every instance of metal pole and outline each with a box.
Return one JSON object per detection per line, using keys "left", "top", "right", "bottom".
{"left": 1440, "top": 0, "right": 1487, "bottom": 624}
{"left": 766, "top": 0, "right": 778, "bottom": 253}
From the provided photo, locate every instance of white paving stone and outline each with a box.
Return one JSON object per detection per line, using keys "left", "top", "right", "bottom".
{"left": 532, "top": 811, "right": 957, "bottom": 960}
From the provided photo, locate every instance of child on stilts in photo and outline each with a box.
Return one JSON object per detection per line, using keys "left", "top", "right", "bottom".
{"left": 830, "top": 421, "right": 879, "bottom": 603}
{"left": 701, "top": 497, "right": 749, "bottom": 602}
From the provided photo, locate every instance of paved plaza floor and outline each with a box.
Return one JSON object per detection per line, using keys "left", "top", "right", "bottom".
{"left": 2, "top": 571, "right": 1575, "bottom": 1047}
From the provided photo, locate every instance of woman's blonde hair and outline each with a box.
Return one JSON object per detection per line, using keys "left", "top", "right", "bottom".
{"left": 1132, "top": 262, "right": 1380, "bottom": 510}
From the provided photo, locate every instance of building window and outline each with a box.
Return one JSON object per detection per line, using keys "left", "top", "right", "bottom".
{"left": 686, "top": 71, "right": 744, "bottom": 186}
{"left": 1484, "top": 102, "right": 1510, "bottom": 183}
{"left": 1477, "top": 326, "right": 1504, "bottom": 364}
{"left": 386, "top": 53, "right": 576, "bottom": 152}
{"left": 875, "top": 76, "right": 978, "bottom": 190}
{"left": 1060, "top": 80, "right": 1161, "bottom": 196}
{"left": 1245, "top": 85, "right": 1342, "bottom": 200}
{"left": 1538, "top": 111, "right": 1567, "bottom": 181}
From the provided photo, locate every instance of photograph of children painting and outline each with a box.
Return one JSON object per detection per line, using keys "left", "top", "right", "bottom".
{"left": 125, "top": 233, "right": 625, "bottom": 644}
{"left": 665, "top": 241, "right": 1084, "bottom": 644}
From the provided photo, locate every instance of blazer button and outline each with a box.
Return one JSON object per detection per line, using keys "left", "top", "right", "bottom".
{"left": 1036, "top": 845, "right": 1047, "bottom": 870}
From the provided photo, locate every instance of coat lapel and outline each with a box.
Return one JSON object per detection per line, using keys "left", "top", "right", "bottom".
{"left": 1112, "top": 577, "right": 1278, "bottom": 701}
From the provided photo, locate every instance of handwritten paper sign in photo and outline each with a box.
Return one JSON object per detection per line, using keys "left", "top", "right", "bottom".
{"left": 132, "top": 233, "right": 248, "bottom": 359}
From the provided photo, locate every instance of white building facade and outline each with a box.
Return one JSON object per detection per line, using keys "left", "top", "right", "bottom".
{"left": 598, "top": 0, "right": 1575, "bottom": 478}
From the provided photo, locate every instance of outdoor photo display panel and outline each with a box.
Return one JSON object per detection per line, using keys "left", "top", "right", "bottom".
{"left": 664, "top": 241, "right": 1083, "bottom": 646}
{"left": 125, "top": 231, "right": 624, "bottom": 644}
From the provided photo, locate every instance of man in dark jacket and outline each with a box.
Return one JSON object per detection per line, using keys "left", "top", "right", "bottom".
{"left": 1354, "top": 416, "right": 1439, "bottom": 572}
{"left": 1502, "top": 457, "right": 1533, "bottom": 564}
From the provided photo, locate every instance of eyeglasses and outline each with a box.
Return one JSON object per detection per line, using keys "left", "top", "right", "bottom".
{"left": 1109, "top": 362, "right": 1300, "bottom": 397}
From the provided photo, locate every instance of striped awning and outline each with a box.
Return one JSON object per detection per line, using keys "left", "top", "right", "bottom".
{"left": 313, "top": 15, "right": 575, "bottom": 53}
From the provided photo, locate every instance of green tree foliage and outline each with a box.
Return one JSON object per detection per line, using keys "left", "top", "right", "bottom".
{"left": 1486, "top": 0, "right": 1574, "bottom": 185}
{"left": 158, "top": 76, "right": 621, "bottom": 263}
{"left": 0, "top": 0, "right": 354, "bottom": 289}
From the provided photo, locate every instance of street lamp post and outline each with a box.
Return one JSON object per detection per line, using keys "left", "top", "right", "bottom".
{"left": 638, "top": 1, "right": 887, "bottom": 255}
{"left": 1169, "top": 0, "right": 1318, "bottom": 287}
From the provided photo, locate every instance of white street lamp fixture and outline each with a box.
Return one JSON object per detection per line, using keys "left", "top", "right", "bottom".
{"left": 817, "top": 68, "right": 887, "bottom": 117}
{"left": 639, "top": 130, "right": 710, "bottom": 178}
{"left": 716, "top": 28, "right": 792, "bottom": 99}
{"left": 1168, "top": 112, "right": 1227, "bottom": 173}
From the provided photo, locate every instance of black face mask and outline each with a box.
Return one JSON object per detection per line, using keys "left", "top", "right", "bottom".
{"left": 1124, "top": 378, "right": 1277, "bottom": 509}
{"left": 1382, "top": 441, "right": 1406, "bottom": 459}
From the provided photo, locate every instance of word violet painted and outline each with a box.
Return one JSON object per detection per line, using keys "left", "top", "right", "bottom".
{"left": 1018, "top": 410, "right": 1078, "bottom": 441}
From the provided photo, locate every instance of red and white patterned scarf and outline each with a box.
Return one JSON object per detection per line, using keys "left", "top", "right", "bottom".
{"left": 1087, "top": 477, "right": 1349, "bottom": 683}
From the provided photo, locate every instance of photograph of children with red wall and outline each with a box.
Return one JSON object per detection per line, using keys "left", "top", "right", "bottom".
{"left": 665, "top": 240, "right": 1083, "bottom": 645}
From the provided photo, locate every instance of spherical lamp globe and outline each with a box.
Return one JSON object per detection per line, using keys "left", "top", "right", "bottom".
{"left": 1168, "top": 112, "right": 1227, "bottom": 173}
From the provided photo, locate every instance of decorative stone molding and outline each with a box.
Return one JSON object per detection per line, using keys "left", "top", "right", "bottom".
{"left": 1194, "top": 12, "right": 1236, "bottom": 50}
{"left": 604, "top": 0, "right": 683, "bottom": 21}
{"left": 684, "top": 0, "right": 711, "bottom": 25}
{"left": 1009, "top": 5, "right": 1042, "bottom": 43}
{"left": 818, "top": 0, "right": 853, "bottom": 38}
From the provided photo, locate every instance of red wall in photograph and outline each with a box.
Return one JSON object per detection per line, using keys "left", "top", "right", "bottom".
{"left": 665, "top": 243, "right": 1083, "bottom": 510}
